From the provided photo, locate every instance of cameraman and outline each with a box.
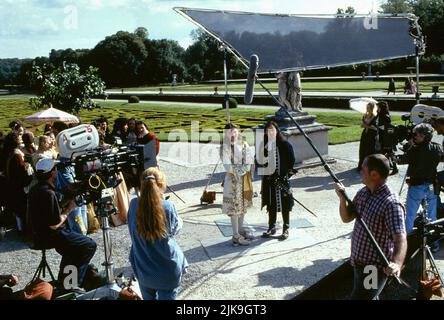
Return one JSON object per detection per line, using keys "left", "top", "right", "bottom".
{"left": 397, "top": 123, "right": 443, "bottom": 251}
{"left": 28, "top": 158, "right": 97, "bottom": 292}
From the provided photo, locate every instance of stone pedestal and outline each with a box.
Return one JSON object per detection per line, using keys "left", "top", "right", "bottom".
{"left": 257, "top": 110, "right": 331, "bottom": 164}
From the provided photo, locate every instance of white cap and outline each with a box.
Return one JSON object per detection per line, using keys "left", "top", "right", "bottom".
{"left": 35, "top": 158, "right": 60, "bottom": 173}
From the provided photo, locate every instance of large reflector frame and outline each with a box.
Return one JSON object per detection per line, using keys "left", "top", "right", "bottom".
{"left": 175, "top": 7, "right": 421, "bottom": 73}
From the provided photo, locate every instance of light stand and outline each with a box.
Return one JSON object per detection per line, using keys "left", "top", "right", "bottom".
{"left": 77, "top": 188, "right": 141, "bottom": 300}
{"left": 199, "top": 44, "right": 230, "bottom": 204}
{"left": 222, "top": 45, "right": 231, "bottom": 124}
{"left": 411, "top": 17, "right": 425, "bottom": 104}
{"left": 415, "top": 44, "right": 421, "bottom": 104}
{"left": 406, "top": 199, "right": 444, "bottom": 298}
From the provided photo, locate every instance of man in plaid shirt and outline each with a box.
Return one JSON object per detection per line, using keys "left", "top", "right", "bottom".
{"left": 335, "top": 154, "right": 407, "bottom": 299}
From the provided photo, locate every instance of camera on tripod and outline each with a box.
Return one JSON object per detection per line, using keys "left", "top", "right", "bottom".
{"left": 382, "top": 103, "right": 444, "bottom": 155}
{"left": 55, "top": 124, "right": 152, "bottom": 207}
{"left": 65, "top": 146, "right": 141, "bottom": 206}
{"left": 380, "top": 113, "right": 415, "bottom": 154}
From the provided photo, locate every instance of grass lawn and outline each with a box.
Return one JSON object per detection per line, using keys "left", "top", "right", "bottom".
{"left": 107, "top": 80, "right": 444, "bottom": 93}
{"left": 0, "top": 96, "right": 404, "bottom": 145}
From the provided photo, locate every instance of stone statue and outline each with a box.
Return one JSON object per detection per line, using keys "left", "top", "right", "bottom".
{"left": 277, "top": 71, "right": 302, "bottom": 112}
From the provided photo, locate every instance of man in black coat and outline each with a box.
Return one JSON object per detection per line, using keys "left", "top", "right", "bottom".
{"left": 259, "top": 121, "right": 295, "bottom": 240}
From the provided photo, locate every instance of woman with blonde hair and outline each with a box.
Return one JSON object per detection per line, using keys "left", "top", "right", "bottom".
{"left": 221, "top": 123, "right": 254, "bottom": 246}
{"left": 127, "top": 167, "right": 187, "bottom": 300}
{"left": 32, "top": 135, "right": 57, "bottom": 168}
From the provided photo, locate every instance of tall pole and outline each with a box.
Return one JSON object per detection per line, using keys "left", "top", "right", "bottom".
{"left": 415, "top": 44, "right": 420, "bottom": 104}
{"left": 223, "top": 46, "right": 230, "bottom": 124}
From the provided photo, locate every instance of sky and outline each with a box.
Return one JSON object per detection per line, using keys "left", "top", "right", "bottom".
{"left": 0, "top": 0, "right": 382, "bottom": 59}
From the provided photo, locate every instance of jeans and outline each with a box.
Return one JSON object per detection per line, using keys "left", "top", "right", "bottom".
{"left": 405, "top": 184, "right": 437, "bottom": 232}
{"left": 54, "top": 228, "right": 97, "bottom": 289}
{"left": 139, "top": 285, "right": 179, "bottom": 300}
{"left": 350, "top": 266, "right": 388, "bottom": 300}
{"left": 66, "top": 205, "right": 88, "bottom": 235}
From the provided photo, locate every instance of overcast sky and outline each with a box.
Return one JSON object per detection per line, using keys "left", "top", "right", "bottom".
{"left": 0, "top": 0, "right": 381, "bottom": 59}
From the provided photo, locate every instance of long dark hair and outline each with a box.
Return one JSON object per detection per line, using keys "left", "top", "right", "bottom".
{"left": 111, "top": 117, "right": 128, "bottom": 140}
{"left": 263, "top": 121, "right": 285, "bottom": 157}
{"left": 264, "top": 121, "right": 284, "bottom": 145}
{"left": 377, "top": 101, "right": 390, "bottom": 117}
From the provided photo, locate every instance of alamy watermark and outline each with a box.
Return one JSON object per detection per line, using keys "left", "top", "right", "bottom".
{"left": 64, "top": 5, "right": 79, "bottom": 30}
{"left": 363, "top": 14, "right": 378, "bottom": 30}
{"left": 165, "top": 121, "right": 276, "bottom": 176}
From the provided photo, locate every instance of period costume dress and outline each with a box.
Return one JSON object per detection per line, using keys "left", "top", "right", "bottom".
{"left": 221, "top": 141, "right": 254, "bottom": 245}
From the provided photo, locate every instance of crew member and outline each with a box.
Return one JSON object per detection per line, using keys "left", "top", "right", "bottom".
{"left": 397, "top": 123, "right": 442, "bottom": 252}
{"left": 28, "top": 158, "right": 97, "bottom": 291}
{"left": 335, "top": 154, "right": 407, "bottom": 300}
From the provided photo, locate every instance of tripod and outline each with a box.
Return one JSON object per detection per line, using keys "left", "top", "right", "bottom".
{"left": 408, "top": 199, "right": 444, "bottom": 299}
{"left": 77, "top": 189, "right": 142, "bottom": 300}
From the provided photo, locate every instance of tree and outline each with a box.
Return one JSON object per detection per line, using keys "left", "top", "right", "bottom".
{"left": 184, "top": 29, "right": 244, "bottom": 81}
{"left": 89, "top": 31, "right": 148, "bottom": 87}
{"left": 186, "top": 64, "right": 203, "bottom": 83}
{"left": 336, "top": 6, "right": 356, "bottom": 15}
{"left": 379, "top": 0, "right": 413, "bottom": 14}
{"left": 142, "top": 39, "right": 186, "bottom": 84}
{"left": 19, "top": 56, "right": 50, "bottom": 89}
{"left": 380, "top": 0, "right": 444, "bottom": 55}
{"left": 134, "top": 27, "right": 149, "bottom": 40}
{"left": 0, "top": 58, "right": 31, "bottom": 86}
{"left": 29, "top": 63, "right": 105, "bottom": 115}
{"left": 409, "top": 0, "right": 444, "bottom": 55}
{"left": 49, "top": 48, "right": 91, "bottom": 69}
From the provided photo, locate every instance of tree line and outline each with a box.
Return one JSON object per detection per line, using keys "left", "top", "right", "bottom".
{"left": 1, "top": 0, "right": 443, "bottom": 88}
{"left": 0, "top": 27, "right": 245, "bottom": 89}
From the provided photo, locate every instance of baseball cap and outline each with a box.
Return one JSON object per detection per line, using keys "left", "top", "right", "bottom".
{"left": 35, "top": 158, "right": 60, "bottom": 173}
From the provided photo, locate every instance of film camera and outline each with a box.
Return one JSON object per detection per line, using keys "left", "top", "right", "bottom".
{"left": 56, "top": 124, "right": 155, "bottom": 207}
{"left": 381, "top": 114, "right": 415, "bottom": 153}
{"left": 383, "top": 104, "right": 444, "bottom": 153}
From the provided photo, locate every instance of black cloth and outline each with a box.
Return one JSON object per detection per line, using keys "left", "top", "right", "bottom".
{"left": 260, "top": 140, "right": 295, "bottom": 213}
{"left": 5, "top": 154, "right": 32, "bottom": 219}
{"left": 375, "top": 113, "right": 391, "bottom": 152}
{"left": 400, "top": 141, "right": 443, "bottom": 183}
{"left": 358, "top": 117, "right": 377, "bottom": 169}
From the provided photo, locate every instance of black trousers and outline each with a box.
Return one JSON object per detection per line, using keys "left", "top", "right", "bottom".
{"left": 54, "top": 228, "right": 97, "bottom": 289}
{"left": 268, "top": 210, "right": 290, "bottom": 231}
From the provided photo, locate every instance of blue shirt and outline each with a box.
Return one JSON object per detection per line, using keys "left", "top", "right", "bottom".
{"left": 128, "top": 198, "right": 188, "bottom": 290}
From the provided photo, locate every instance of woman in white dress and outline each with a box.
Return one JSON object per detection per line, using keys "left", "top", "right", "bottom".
{"left": 221, "top": 123, "right": 254, "bottom": 246}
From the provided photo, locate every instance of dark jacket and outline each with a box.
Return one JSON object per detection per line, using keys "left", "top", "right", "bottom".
{"left": 260, "top": 140, "right": 295, "bottom": 212}
{"left": 399, "top": 141, "right": 443, "bottom": 184}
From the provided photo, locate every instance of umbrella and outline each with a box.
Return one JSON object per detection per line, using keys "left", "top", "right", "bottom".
{"left": 23, "top": 106, "right": 79, "bottom": 125}
{"left": 349, "top": 97, "right": 378, "bottom": 116}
